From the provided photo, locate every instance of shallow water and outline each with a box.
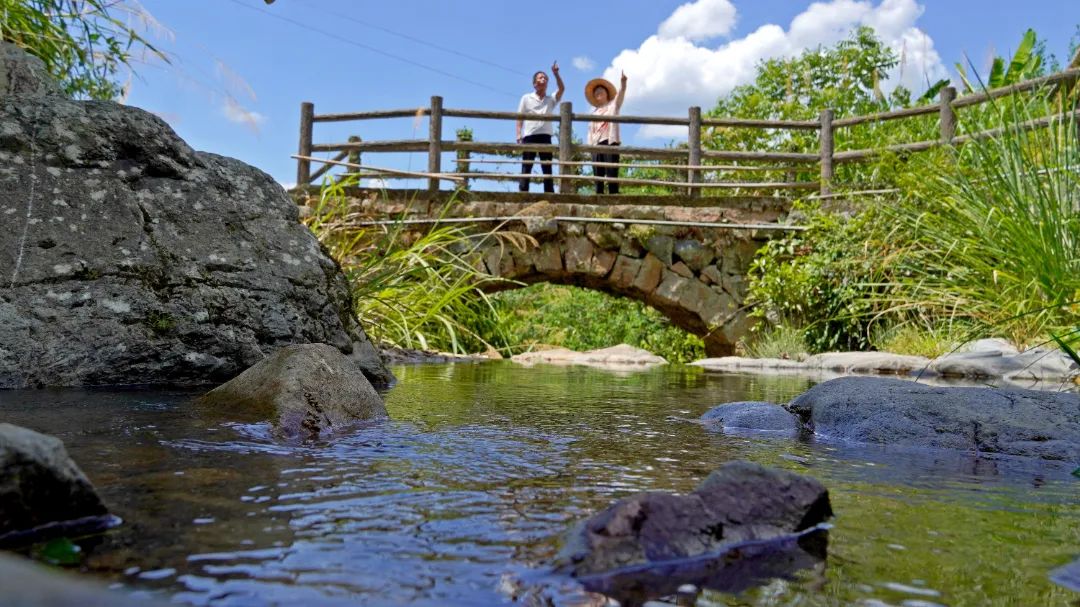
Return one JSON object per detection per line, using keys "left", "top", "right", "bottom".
{"left": 1, "top": 362, "right": 1078, "bottom": 606}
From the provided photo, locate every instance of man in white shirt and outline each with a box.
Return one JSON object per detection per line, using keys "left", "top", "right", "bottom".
{"left": 515, "top": 61, "right": 565, "bottom": 193}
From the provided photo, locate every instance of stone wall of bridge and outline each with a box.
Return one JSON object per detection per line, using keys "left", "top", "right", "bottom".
{"left": 315, "top": 190, "right": 793, "bottom": 356}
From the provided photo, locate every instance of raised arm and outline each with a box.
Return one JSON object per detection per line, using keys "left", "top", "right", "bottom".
{"left": 552, "top": 60, "right": 566, "bottom": 102}
{"left": 615, "top": 71, "right": 627, "bottom": 112}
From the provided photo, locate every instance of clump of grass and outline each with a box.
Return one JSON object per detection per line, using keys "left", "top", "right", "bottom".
{"left": 481, "top": 284, "right": 706, "bottom": 363}
{"left": 740, "top": 324, "right": 809, "bottom": 360}
{"left": 304, "top": 177, "right": 531, "bottom": 355}
{"left": 870, "top": 320, "right": 973, "bottom": 358}
{"left": 874, "top": 92, "right": 1080, "bottom": 345}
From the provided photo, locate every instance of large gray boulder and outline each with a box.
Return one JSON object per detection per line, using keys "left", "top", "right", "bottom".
{"left": 0, "top": 423, "right": 109, "bottom": 539}
{"left": 0, "top": 42, "right": 391, "bottom": 389}
{"left": 555, "top": 460, "right": 831, "bottom": 577}
{"left": 197, "top": 343, "right": 388, "bottom": 440}
{"left": 789, "top": 377, "right": 1080, "bottom": 461}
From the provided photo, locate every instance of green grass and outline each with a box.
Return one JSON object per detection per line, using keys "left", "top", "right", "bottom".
{"left": 740, "top": 324, "right": 810, "bottom": 360}
{"left": 872, "top": 94, "right": 1080, "bottom": 347}
{"left": 479, "top": 284, "right": 706, "bottom": 363}
{"left": 304, "top": 178, "right": 529, "bottom": 355}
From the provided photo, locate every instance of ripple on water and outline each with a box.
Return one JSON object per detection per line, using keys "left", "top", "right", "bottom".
{"left": 1, "top": 363, "right": 1076, "bottom": 606}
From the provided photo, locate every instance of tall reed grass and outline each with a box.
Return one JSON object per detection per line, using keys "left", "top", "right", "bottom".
{"left": 874, "top": 93, "right": 1080, "bottom": 346}
{"left": 303, "top": 177, "right": 531, "bottom": 355}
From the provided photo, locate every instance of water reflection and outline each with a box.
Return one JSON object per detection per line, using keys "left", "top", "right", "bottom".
{"left": 0, "top": 363, "right": 1076, "bottom": 605}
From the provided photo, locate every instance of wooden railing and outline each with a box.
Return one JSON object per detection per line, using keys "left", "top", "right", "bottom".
{"left": 294, "top": 68, "right": 1080, "bottom": 197}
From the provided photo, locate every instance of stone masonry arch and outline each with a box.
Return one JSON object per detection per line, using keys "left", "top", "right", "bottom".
{"left": 326, "top": 191, "right": 789, "bottom": 358}
{"left": 472, "top": 207, "right": 769, "bottom": 357}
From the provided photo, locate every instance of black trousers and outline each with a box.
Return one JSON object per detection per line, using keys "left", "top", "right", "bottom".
{"left": 520, "top": 133, "right": 554, "bottom": 193}
{"left": 592, "top": 141, "right": 620, "bottom": 194}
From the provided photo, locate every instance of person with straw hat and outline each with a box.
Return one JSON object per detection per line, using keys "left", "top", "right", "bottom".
{"left": 515, "top": 61, "right": 565, "bottom": 193}
{"left": 586, "top": 71, "right": 627, "bottom": 194}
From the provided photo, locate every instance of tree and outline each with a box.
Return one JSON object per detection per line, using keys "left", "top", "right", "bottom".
{"left": 0, "top": 0, "right": 165, "bottom": 100}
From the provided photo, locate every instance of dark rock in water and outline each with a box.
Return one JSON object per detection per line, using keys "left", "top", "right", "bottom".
{"left": 0, "top": 552, "right": 170, "bottom": 606}
{"left": 0, "top": 41, "right": 391, "bottom": 390}
{"left": 700, "top": 401, "right": 800, "bottom": 434}
{"left": 555, "top": 461, "right": 831, "bottom": 578}
{"left": 788, "top": 377, "right": 1080, "bottom": 461}
{"left": 0, "top": 424, "right": 109, "bottom": 538}
{"left": 197, "top": 343, "right": 388, "bottom": 440}
{"left": 576, "top": 527, "right": 827, "bottom": 606}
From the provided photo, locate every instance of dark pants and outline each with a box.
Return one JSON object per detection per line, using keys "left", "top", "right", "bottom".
{"left": 593, "top": 141, "right": 620, "bottom": 194}
{"left": 520, "top": 133, "right": 554, "bottom": 193}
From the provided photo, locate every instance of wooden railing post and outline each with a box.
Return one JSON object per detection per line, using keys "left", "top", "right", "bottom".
{"left": 819, "top": 108, "right": 834, "bottom": 195}
{"left": 455, "top": 128, "right": 472, "bottom": 191}
{"left": 558, "top": 101, "right": 573, "bottom": 194}
{"left": 688, "top": 106, "right": 702, "bottom": 197}
{"left": 939, "top": 86, "right": 957, "bottom": 144}
{"left": 297, "top": 101, "right": 314, "bottom": 187}
{"left": 428, "top": 95, "right": 443, "bottom": 192}
{"left": 346, "top": 135, "right": 361, "bottom": 165}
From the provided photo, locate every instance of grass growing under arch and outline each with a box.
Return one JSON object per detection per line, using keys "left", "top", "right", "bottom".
{"left": 302, "top": 177, "right": 532, "bottom": 355}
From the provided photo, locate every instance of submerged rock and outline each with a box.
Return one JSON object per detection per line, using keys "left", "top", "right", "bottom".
{"left": 555, "top": 460, "right": 831, "bottom": 577}
{"left": 700, "top": 401, "right": 801, "bottom": 434}
{"left": 0, "top": 424, "right": 109, "bottom": 539}
{"left": 0, "top": 552, "right": 169, "bottom": 606}
{"left": 197, "top": 343, "right": 388, "bottom": 440}
{"left": 789, "top": 377, "right": 1080, "bottom": 461}
{"left": 0, "top": 42, "right": 391, "bottom": 389}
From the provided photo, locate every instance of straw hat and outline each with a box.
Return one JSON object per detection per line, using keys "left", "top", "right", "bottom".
{"left": 585, "top": 78, "right": 617, "bottom": 107}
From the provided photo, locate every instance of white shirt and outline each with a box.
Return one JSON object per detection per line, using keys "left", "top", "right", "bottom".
{"left": 517, "top": 92, "right": 557, "bottom": 137}
{"left": 588, "top": 101, "right": 620, "bottom": 145}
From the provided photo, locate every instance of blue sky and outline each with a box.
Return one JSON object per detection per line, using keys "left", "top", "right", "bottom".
{"left": 125, "top": 0, "right": 1079, "bottom": 188}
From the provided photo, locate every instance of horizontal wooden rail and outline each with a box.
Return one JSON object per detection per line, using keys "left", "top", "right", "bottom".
{"left": 337, "top": 216, "right": 807, "bottom": 231}
{"left": 701, "top": 117, "right": 820, "bottom": 129}
{"left": 701, "top": 149, "right": 819, "bottom": 162}
{"left": 314, "top": 108, "right": 429, "bottom": 122}
{"left": 292, "top": 155, "right": 464, "bottom": 183}
{"left": 330, "top": 165, "right": 814, "bottom": 190}
{"left": 952, "top": 68, "right": 1080, "bottom": 108}
{"left": 952, "top": 108, "right": 1080, "bottom": 144}
{"left": 442, "top": 108, "right": 560, "bottom": 122}
{"left": 834, "top": 107, "right": 1080, "bottom": 162}
{"left": 457, "top": 158, "right": 807, "bottom": 172}
{"left": 572, "top": 113, "right": 689, "bottom": 126}
{"left": 311, "top": 139, "right": 428, "bottom": 153}
{"left": 441, "top": 171, "right": 817, "bottom": 189}
{"left": 833, "top": 140, "right": 940, "bottom": 162}
{"left": 832, "top": 104, "right": 940, "bottom": 128}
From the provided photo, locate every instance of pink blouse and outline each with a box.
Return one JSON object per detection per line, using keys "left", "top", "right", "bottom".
{"left": 588, "top": 101, "right": 620, "bottom": 145}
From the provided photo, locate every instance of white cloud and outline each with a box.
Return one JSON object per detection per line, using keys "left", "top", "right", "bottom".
{"left": 221, "top": 97, "right": 266, "bottom": 133}
{"left": 572, "top": 56, "right": 596, "bottom": 71}
{"left": 603, "top": 0, "right": 947, "bottom": 139}
{"left": 363, "top": 178, "right": 389, "bottom": 189}
{"left": 658, "top": 0, "right": 738, "bottom": 42}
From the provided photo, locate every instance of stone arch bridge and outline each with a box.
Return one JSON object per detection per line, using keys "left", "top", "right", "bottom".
{"left": 322, "top": 190, "right": 797, "bottom": 357}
